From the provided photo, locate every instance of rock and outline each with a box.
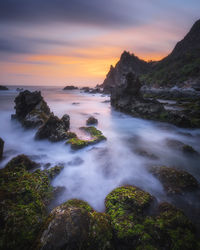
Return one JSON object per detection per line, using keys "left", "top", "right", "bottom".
{"left": 66, "top": 131, "right": 77, "bottom": 139}
{"left": 105, "top": 185, "right": 153, "bottom": 245}
{"left": 12, "top": 90, "right": 51, "bottom": 128}
{"left": 63, "top": 85, "right": 78, "bottom": 90}
{"left": 166, "top": 139, "right": 199, "bottom": 155}
{"left": 0, "top": 155, "right": 53, "bottom": 250}
{"left": 0, "top": 137, "right": 4, "bottom": 160}
{"left": 67, "top": 157, "right": 84, "bottom": 166}
{"left": 16, "top": 87, "right": 23, "bottom": 92}
{"left": 44, "top": 165, "right": 64, "bottom": 180}
{"left": 105, "top": 185, "right": 199, "bottom": 249}
{"left": 35, "top": 114, "right": 70, "bottom": 142}
{"left": 0, "top": 85, "right": 9, "bottom": 90}
{"left": 66, "top": 126, "right": 106, "bottom": 150}
{"left": 150, "top": 166, "right": 199, "bottom": 194}
{"left": 86, "top": 116, "right": 98, "bottom": 125}
{"left": 80, "top": 86, "right": 90, "bottom": 93}
{"left": 35, "top": 199, "right": 113, "bottom": 250}
{"left": 134, "top": 148, "right": 159, "bottom": 160}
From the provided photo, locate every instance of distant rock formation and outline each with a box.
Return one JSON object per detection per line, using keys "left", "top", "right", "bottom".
{"left": 0, "top": 85, "right": 9, "bottom": 90}
{"left": 102, "top": 51, "right": 150, "bottom": 93}
{"left": 63, "top": 85, "right": 78, "bottom": 90}
{"left": 103, "top": 19, "right": 200, "bottom": 91}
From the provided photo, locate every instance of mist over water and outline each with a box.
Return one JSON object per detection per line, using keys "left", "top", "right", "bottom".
{"left": 0, "top": 86, "right": 200, "bottom": 225}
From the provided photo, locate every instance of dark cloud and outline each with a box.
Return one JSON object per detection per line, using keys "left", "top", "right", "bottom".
{"left": 0, "top": 0, "right": 139, "bottom": 27}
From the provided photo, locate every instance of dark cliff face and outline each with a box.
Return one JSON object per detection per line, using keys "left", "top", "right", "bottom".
{"left": 145, "top": 19, "right": 200, "bottom": 87}
{"left": 103, "top": 19, "right": 200, "bottom": 91}
{"left": 102, "top": 51, "right": 150, "bottom": 93}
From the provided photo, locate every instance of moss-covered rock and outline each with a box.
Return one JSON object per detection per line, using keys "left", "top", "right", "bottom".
{"left": 67, "top": 126, "right": 106, "bottom": 150}
{"left": 0, "top": 155, "right": 53, "bottom": 250}
{"left": 35, "top": 199, "right": 113, "bottom": 250}
{"left": 44, "top": 165, "right": 64, "bottom": 180}
{"left": 105, "top": 186, "right": 199, "bottom": 249}
{"left": 65, "top": 131, "right": 77, "bottom": 139}
{"left": 105, "top": 186, "right": 153, "bottom": 246}
{"left": 150, "top": 166, "right": 199, "bottom": 194}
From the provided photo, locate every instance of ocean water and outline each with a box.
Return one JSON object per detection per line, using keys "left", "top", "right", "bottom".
{"left": 0, "top": 86, "right": 200, "bottom": 226}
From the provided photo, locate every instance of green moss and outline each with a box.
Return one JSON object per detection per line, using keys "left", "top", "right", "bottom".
{"left": 64, "top": 199, "right": 94, "bottom": 212}
{"left": 66, "top": 131, "right": 77, "bottom": 139}
{"left": 44, "top": 165, "right": 64, "bottom": 180}
{"left": 150, "top": 166, "right": 198, "bottom": 194}
{"left": 66, "top": 126, "right": 106, "bottom": 150}
{"left": 0, "top": 155, "right": 53, "bottom": 250}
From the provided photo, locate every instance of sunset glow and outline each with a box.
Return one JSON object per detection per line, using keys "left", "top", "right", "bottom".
{"left": 0, "top": 0, "right": 199, "bottom": 86}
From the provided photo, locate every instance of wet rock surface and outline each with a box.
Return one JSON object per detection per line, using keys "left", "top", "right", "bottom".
{"left": 166, "top": 138, "right": 199, "bottom": 155}
{"left": 11, "top": 90, "right": 51, "bottom": 128}
{"left": 66, "top": 126, "right": 106, "bottom": 150}
{"left": 86, "top": 116, "right": 98, "bottom": 125}
{"left": 0, "top": 155, "right": 55, "bottom": 250}
{"left": 0, "top": 85, "right": 9, "bottom": 90}
{"left": 150, "top": 166, "right": 199, "bottom": 194}
{"left": 63, "top": 85, "right": 78, "bottom": 90}
{"left": 35, "top": 114, "right": 70, "bottom": 142}
{"left": 35, "top": 199, "right": 113, "bottom": 250}
{"left": 0, "top": 137, "right": 4, "bottom": 160}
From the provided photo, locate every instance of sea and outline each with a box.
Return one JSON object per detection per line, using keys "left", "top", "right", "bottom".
{"left": 0, "top": 85, "right": 200, "bottom": 228}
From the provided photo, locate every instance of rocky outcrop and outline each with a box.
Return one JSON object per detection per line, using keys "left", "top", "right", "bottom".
{"left": 102, "top": 51, "right": 150, "bottom": 93}
{"left": 35, "top": 199, "right": 113, "bottom": 250}
{"left": 35, "top": 114, "right": 70, "bottom": 142}
{"left": 150, "top": 166, "right": 199, "bottom": 194}
{"left": 0, "top": 137, "right": 4, "bottom": 160}
{"left": 0, "top": 85, "right": 9, "bottom": 90}
{"left": 111, "top": 72, "right": 199, "bottom": 127}
{"left": 12, "top": 90, "right": 51, "bottom": 128}
{"left": 66, "top": 126, "right": 106, "bottom": 150}
{"left": 86, "top": 116, "right": 98, "bottom": 125}
{"left": 166, "top": 139, "right": 199, "bottom": 155}
{"left": 0, "top": 155, "right": 54, "bottom": 250}
{"left": 63, "top": 85, "right": 78, "bottom": 90}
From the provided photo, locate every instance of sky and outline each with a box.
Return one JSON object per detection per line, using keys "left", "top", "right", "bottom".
{"left": 0, "top": 0, "right": 200, "bottom": 87}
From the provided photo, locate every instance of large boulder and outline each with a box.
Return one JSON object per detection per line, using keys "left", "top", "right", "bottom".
{"left": 35, "top": 114, "right": 70, "bottom": 142}
{"left": 12, "top": 90, "right": 51, "bottom": 128}
{"left": 150, "top": 166, "right": 199, "bottom": 194}
{"left": 35, "top": 199, "right": 113, "bottom": 250}
{"left": 86, "top": 116, "right": 98, "bottom": 125}
{"left": 63, "top": 85, "right": 78, "bottom": 90}
{"left": 0, "top": 155, "right": 54, "bottom": 250}
{"left": 105, "top": 186, "right": 199, "bottom": 249}
{"left": 0, "top": 85, "right": 9, "bottom": 90}
{"left": 0, "top": 137, "right": 4, "bottom": 160}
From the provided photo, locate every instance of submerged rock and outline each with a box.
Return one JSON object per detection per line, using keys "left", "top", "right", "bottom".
{"left": 11, "top": 90, "right": 51, "bottom": 128}
{"left": 166, "top": 138, "right": 199, "bottom": 155}
{"left": 35, "top": 114, "right": 70, "bottom": 142}
{"left": 150, "top": 166, "right": 199, "bottom": 194}
{"left": 0, "top": 137, "right": 4, "bottom": 160}
{"left": 66, "top": 126, "right": 106, "bottom": 150}
{"left": 35, "top": 199, "right": 113, "bottom": 250}
{"left": 44, "top": 165, "right": 64, "bottom": 180}
{"left": 86, "top": 116, "right": 98, "bottom": 125}
{"left": 0, "top": 155, "right": 54, "bottom": 250}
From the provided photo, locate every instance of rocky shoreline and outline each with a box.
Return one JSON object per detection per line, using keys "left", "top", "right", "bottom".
{"left": 0, "top": 89, "right": 200, "bottom": 249}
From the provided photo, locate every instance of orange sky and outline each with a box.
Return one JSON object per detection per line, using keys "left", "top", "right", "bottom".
{"left": 0, "top": 0, "right": 199, "bottom": 87}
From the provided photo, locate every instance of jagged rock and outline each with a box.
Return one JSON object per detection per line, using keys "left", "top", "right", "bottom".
{"left": 0, "top": 85, "right": 9, "bottom": 90}
{"left": 44, "top": 165, "right": 64, "bottom": 180}
{"left": 63, "top": 85, "right": 78, "bottom": 90}
{"left": 102, "top": 51, "right": 150, "bottom": 93}
{"left": 150, "top": 166, "right": 199, "bottom": 194}
{"left": 0, "top": 155, "right": 53, "bottom": 250}
{"left": 34, "top": 199, "right": 113, "bottom": 250}
{"left": 35, "top": 114, "right": 70, "bottom": 142}
{"left": 0, "top": 137, "right": 4, "bottom": 160}
{"left": 11, "top": 90, "right": 51, "bottom": 128}
{"left": 86, "top": 116, "right": 98, "bottom": 125}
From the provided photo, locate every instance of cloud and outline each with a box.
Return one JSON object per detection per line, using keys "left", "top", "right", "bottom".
{"left": 0, "top": 0, "right": 140, "bottom": 28}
